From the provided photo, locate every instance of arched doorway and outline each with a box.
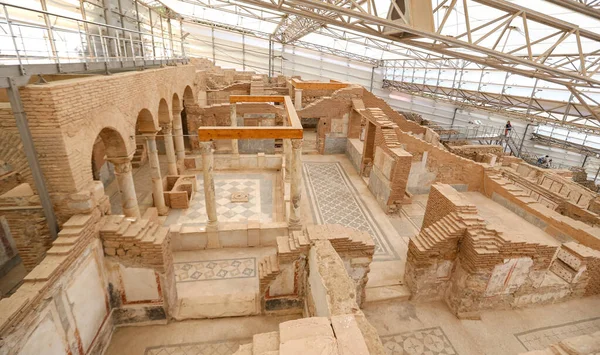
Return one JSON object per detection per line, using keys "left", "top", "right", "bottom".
{"left": 182, "top": 86, "right": 195, "bottom": 149}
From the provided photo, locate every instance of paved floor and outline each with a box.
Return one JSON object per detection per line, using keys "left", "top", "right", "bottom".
{"left": 172, "top": 247, "right": 276, "bottom": 320}
{"left": 363, "top": 295, "right": 600, "bottom": 355}
{"left": 164, "top": 171, "right": 279, "bottom": 227}
{"left": 299, "top": 154, "right": 411, "bottom": 291}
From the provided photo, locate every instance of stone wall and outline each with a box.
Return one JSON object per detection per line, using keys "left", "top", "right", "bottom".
{"left": 446, "top": 144, "right": 503, "bottom": 162}
{"left": 364, "top": 109, "right": 413, "bottom": 212}
{"left": 405, "top": 184, "right": 600, "bottom": 318}
{"left": 304, "top": 238, "right": 385, "bottom": 355}
{"left": 484, "top": 174, "right": 600, "bottom": 251}
{"left": 0, "top": 105, "right": 33, "bottom": 195}
{"left": 0, "top": 212, "right": 114, "bottom": 355}
{"left": 399, "top": 128, "right": 487, "bottom": 194}
{"left": 0, "top": 192, "right": 51, "bottom": 272}
{"left": 16, "top": 65, "right": 198, "bottom": 224}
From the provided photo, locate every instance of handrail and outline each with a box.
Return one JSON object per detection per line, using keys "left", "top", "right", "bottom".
{"left": 0, "top": 1, "right": 185, "bottom": 71}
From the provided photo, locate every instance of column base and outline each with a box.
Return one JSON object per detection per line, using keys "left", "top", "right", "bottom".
{"left": 157, "top": 206, "right": 169, "bottom": 216}
{"left": 288, "top": 220, "right": 302, "bottom": 231}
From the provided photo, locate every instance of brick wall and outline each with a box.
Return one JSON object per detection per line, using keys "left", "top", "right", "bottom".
{"left": 0, "top": 195, "right": 50, "bottom": 271}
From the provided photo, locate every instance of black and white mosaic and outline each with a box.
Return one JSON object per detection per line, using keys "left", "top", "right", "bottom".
{"left": 144, "top": 339, "right": 250, "bottom": 355}
{"left": 303, "top": 162, "right": 397, "bottom": 259}
{"left": 515, "top": 316, "right": 600, "bottom": 351}
{"left": 381, "top": 327, "right": 458, "bottom": 355}
{"left": 174, "top": 257, "right": 256, "bottom": 283}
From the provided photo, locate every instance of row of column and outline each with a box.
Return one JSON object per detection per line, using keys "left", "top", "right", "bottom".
{"left": 110, "top": 111, "right": 186, "bottom": 218}
{"left": 199, "top": 138, "right": 303, "bottom": 230}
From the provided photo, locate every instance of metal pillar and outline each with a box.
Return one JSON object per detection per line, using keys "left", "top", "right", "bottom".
{"left": 6, "top": 78, "right": 58, "bottom": 239}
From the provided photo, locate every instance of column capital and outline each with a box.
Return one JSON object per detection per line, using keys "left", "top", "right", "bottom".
{"left": 291, "top": 139, "right": 303, "bottom": 149}
{"left": 112, "top": 160, "right": 132, "bottom": 174}
{"left": 107, "top": 156, "right": 132, "bottom": 166}
{"left": 160, "top": 124, "right": 173, "bottom": 134}
{"left": 200, "top": 141, "right": 214, "bottom": 154}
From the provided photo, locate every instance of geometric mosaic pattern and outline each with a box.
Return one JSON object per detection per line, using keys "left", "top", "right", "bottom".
{"left": 381, "top": 327, "right": 458, "bottom": 355}
{"left": 164, "top": 174, "right": 273, "bottom": 227}
{"left": 174, "top": 258, "right": 256, "bottom": 283}
{"left": 144, "top": 339, "right": 251, "bottom": 355}
{"left": 515, "top": 316, "right": 600, "bottom": 351}
{"left": 303, "top": 162, "right": 397, "bottom": 259}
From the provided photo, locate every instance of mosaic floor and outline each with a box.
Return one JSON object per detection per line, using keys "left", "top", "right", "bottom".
{"left": 515, "top": 316, "right": 600, "bottom": 351}
{"left": 303, "top": 162, "right": 396, "bottom": 259}
{"left": 164, "top": 173, "right": 274, "bottom": 227}
{"left": 144, "top": 339, "right": 250, "bottom": 355}
{"left": 381, "top": 327, "right": 458, "bottom": 355}
{"left": 174, "top": 258, "right": 256, "bottom": 282}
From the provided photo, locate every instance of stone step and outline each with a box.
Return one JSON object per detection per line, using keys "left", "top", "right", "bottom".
{"left": 233, "top": 344, "right": 252, "bottom": 355}
{"left": 277, "top": 236, "right": 291, "bottom": 254}
{"left": 269, "top": 254, "right": 279, "bottom": 273}
{"left": 365, "top": 285, "right": 411, "bottom": 304}
{"left": 253, "top": 331, "right": 279, "bottom": 354}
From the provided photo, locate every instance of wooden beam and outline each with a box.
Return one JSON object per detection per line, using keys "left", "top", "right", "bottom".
{"left": 290, "top": 78, "right": 350, "bottom": 90}
{"left": 229, "top": 95, "right": 286, "bottom": 103}
{"left": 198, "top": 126, "right": 303, "bottom": 141}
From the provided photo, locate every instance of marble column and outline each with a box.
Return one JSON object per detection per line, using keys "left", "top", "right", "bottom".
{"left": 283, "top": 138, "right": 292, "bottom": 182}
{"left": 201, "top": 142, "right": 218, "bottom": 230}
{"left": 172, "top": 110, "right": 186, "bottom": 161}
{"left": 294, "top": 89, "right": 303, "bottom": 110}
{"left": 161, "top": 124, "right": 178, "bottom": 176}
{"left": 144, "top": 134, "right": 168, "bottom": 215}
{"left": 111, "top": 158, "right": 140, "bottom": 218}
{"left": 288, "top": 139, "right": 303, "bottom": 229}
{"left": 230, "top": 103, "right": 239, "bottom": 154}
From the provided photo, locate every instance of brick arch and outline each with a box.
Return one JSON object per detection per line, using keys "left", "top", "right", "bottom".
{"left": 183, "top": 85, "right": 195, "bottom": 107}
{"left": 172, "top": 93, "right": 182, "bottom": 114}
{"left": 136, "top": 108, "right": 158, "bottom": 133}
{"left": 158, "top": 98, "right": 171, "bottom": 124}
{"left": 0, "top": 130, "right": 33, "bottom": 195}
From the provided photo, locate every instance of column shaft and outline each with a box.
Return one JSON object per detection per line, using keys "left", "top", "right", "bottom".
{"left": 145, "top": 135, "right": 168, "bottom": 215}
{"left": 230, "top": 104, "right": 239, "bottom": 154}
{"left": 294, "top": 89, "right": 303, "bottom": 110}
{"left": 173, "top": 111, "right": 186, "bottom": 161}
{"left": 162, "top": 125, "right": 178, "bottom": 176}
{"left": 288, "top": 139, "right": 303, "bottom": 229}
{"left": 283, "top": 138, "right": 292, "bottom": 182}
{"left": 113, "top": 160, "right": 140, "bottom": 218}
{"left": 201, "top": 142, "right": 218, "bottom": 229}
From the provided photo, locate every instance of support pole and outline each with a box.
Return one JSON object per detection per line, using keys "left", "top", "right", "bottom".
{"left": 7, "top": 78, "right": 59, "bottom": 239}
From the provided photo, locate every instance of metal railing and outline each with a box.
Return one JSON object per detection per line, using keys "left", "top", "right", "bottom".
{"left": 0, "top": 2, "right": 185, "bottom": 72}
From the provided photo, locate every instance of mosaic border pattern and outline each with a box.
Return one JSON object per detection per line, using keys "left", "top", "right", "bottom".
{"left": 303, "top": 162, "right": 398, "bottom": 260}
{"left": 514, "top": 316, "right": 600, "bottom": 351}
{"left": 174, "top": 257, "right": 256, "bottom": 283}
{"left": 144, "top": 339, "right": 251, "bottom": 355}
{"left": 380, "top": 326, "right": 458, "bottom": 355}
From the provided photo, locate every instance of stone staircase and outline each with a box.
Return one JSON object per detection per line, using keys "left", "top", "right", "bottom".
{"left": 131, "top": 143, "right": 147, "bottom": 168}
{"left": 233, "top": 316, "right": 371, "bottom": 355}
{"left": 99, "top": 210, "right": 171, "bottom": 272}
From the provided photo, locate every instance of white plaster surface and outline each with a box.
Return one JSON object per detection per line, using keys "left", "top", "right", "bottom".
{"left": 120, "top": 265, "right": 160, "bottom": 303}
{"left": 19, "top": 313, "right": 67, "bottom": 355}
{"left": 65, "top": 256, "right": 107, "bottom": 352}
{"left": 269, "top": 263, "right": 295, "bottom": 297}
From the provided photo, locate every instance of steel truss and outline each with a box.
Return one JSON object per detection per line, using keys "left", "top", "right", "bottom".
{"left": 217, "top": 0, "right": 600, "bottom": 125}
{"left": 383, "top": 78, "right": 600, "bottom": 134}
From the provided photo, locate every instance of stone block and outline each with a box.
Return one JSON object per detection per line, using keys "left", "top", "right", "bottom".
{"left": 253, "top": 331, "right": 279, "bottom": 354}
{"left": 330, "top": 315, "right": 370, "bottom": 355}
{"left": 279, "top": 317, "right": 333, "bottom": 343}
